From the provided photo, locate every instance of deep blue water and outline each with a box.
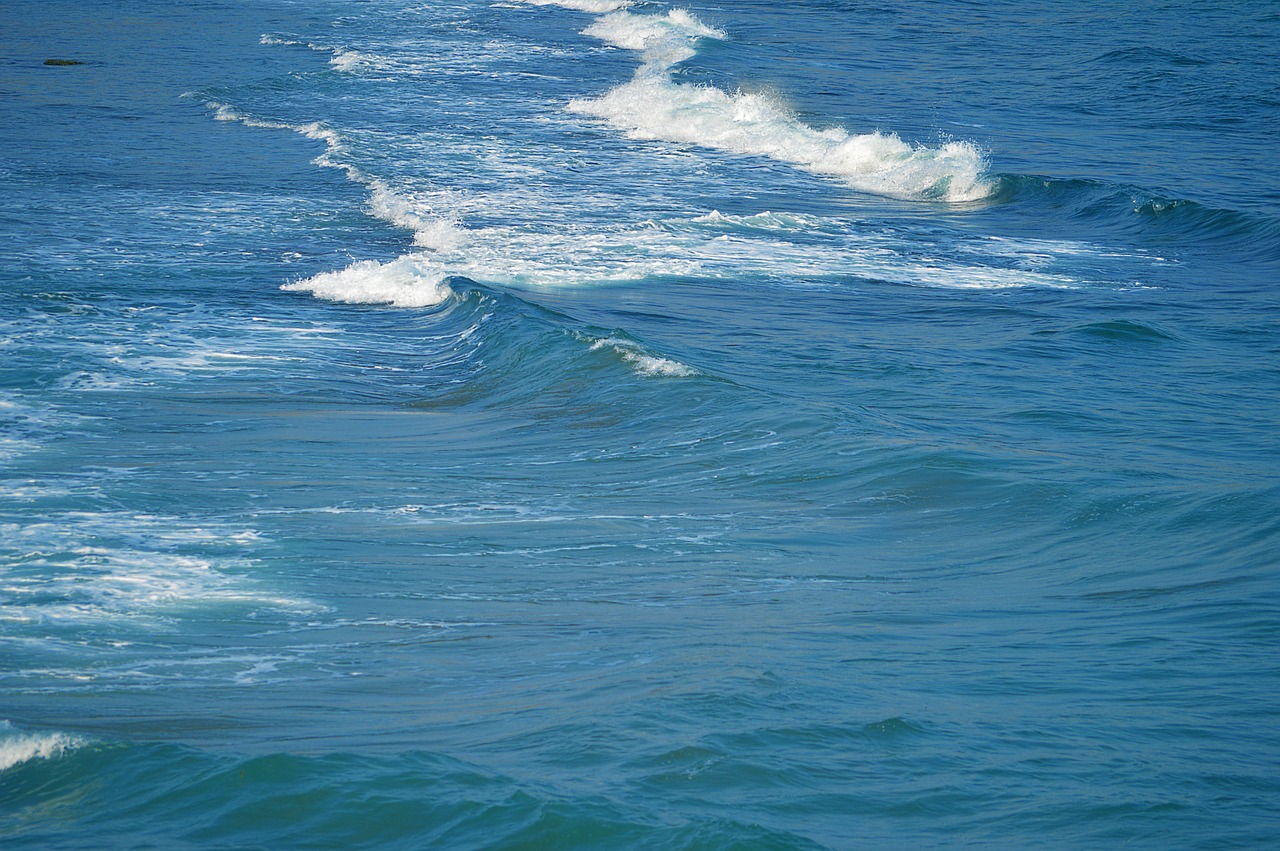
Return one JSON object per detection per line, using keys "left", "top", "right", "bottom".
{"left": 2, "top": 0, "right": 1279, "bottom": 847}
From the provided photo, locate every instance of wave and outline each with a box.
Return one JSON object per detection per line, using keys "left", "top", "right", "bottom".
{"left": 586, "top": 334, "right": 698, "bottom": 378}
{"left": 0, "top": 742, "right": 819, "bottom": 849}
{"left": 205, "top": 101, "right": 355, "bottom": 180}
{"left": 206, "top": 100, "right": 1113, "bottom": 301}
{"left": 258, "top": 34, "right": 382, "bottom": 74}
{"left": 561, "top": 7, "right": 993, "bottom": 203}
{"left": 282, "top": 257, "right": 456, "bottom": 309}
{"left": 281, "top": 264, "right": 699, "bottom": 385}
{"left": 515, "top": 0, "right": 634, "bottom": 12}
{"left": 0, "top": 722, "right": 84, "bottom": 772}
{"left": 994, "top": 175, "right": 1280, "bottom": 265}
{"left": 214, "top": 9, "right": 1160, "bottom": 323}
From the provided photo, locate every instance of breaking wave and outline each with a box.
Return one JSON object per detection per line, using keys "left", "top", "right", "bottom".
{"left": 564, "top": 7, "right": 994, "bottom": 202}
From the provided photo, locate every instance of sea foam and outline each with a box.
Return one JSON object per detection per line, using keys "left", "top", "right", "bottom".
{"left": 283, "top": 257, "right": 454, "bottom": 309}
{"left": 586, "top": 9, "right": 726, "bottom": 47}
{"left": 258, "top": 34, "right": 383, "bottom": 74}
{"left": 0, "top": 722, "right": 83, "bottom": 772}
{"left": 0, "top": 513, "right": 313, "bottom": 630}
{"left": 516, "top": 0, "right": 633, "bottom": 13}
{"left": 237, "top": 9, "right": 1016, "bottom": 312}
{"left": 589, "top": 336, "right": 697, "bottom": 378}
{"left": 567, "top": 9, "right": 993, "bottom": 202}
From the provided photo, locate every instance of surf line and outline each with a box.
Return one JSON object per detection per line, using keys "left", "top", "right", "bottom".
{"left": 521, "top": 1, "right": 994, "bottom": 202}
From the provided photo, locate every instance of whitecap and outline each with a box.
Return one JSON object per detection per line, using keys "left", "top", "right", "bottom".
{"left": 564, "top": 8, "right": 993, "bottom": 202}
{"left": 516, "top": 0, "right": 634, "bottom": 13}
{"left": 588, "top": 336, "right": 697, "bottom": 378}
{"left": 0, "top": 722, "right": 83, "bottom": 772}
{"left": 570, "top": 75, "right": 992, "bottom": 203}
{"left": 282, "top": 257, "right": 455, "bottom": 309}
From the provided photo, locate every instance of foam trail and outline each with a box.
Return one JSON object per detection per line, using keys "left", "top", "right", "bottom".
{"left": 223, "top": 19, "right": 1026, "bottom": 311}
{"left": 284, "top": 179, "right": 1080, "bottom": 304}
{"left": 566, "top": 9, "right": 993, "bottom": 202}
{"left": 585, "top": 9, "right": 726, "bottom": 63}
{"left": 517, "top": 0, "right": 633, "bottom": 12}
{"left": 206, "top": 101, "right": 360, "bottom": 182}
{"left": 586, "top": 9, "right": 727, "bottom": 47}
{"left": 204, "top": 101, "right": 464, "bottom": 306}
{"left": 258, "top": 34, "right": 379, "bottom": 73}
{"left": 367, "top": 182, "right": 468, "bottom": 251}
{"left": 0, "top": 513, "right": 315, "bottom": 629}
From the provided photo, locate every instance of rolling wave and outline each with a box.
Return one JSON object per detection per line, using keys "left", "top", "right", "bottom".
{"left": 563, "top": 6, "right": 994, "bottom": 202}
{"left": 0, "top": 723, "right": 85, "bottom": 773}
{"left": 0, "top": 739, "right": 818, "bottom": 848}
{"left": 994, "top": 175, "right": 1280, "bottom": 264}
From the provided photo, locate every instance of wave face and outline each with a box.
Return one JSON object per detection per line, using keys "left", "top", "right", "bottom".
{"left": 2, "top": 0, "right": 1279, "bottom": 848}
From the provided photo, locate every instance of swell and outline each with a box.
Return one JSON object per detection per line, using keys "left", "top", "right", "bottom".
{"left": 993, "top": 174, "right": 1280, "bottom": 266}
{"left": 0, "top": 736, "right": 818, "bottom": 849}
{"left": 405, "top": 280, "right": 702, "bottom": 410}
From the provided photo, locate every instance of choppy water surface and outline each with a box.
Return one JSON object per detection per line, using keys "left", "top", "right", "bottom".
{"left": 2, "top": 0, "right": 1278, "bottom": 846}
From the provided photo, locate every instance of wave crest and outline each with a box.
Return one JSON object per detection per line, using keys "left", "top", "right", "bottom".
{"left": 565, "top": 9, "right": 992, "bottom": 203}
{"left": 282, "top": 258, "right": 455, "bottom": 309}
{"left": 516, "top": 0, "right": 633, "bottom": 13}
{"left": 1, "top": 723, "right": 84, "bottom": 772}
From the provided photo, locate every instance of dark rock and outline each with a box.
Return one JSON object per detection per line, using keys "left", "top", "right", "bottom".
{"left": 44, "top": 59, "right": 85, "bottom": 66}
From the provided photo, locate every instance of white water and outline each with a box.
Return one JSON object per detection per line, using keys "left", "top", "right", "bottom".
{"left": 0, "top": 722, "right": 83, "bottom": 772}
{"left": 566, "top": 8, "right": 993, "bottom": 202}
{"left": 227, "top": 3, "right": 1100, "bottom": 313}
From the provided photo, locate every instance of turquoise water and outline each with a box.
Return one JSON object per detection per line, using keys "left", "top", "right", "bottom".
{"left": 2, "top": 0, "right": 1279, "bottom": 846}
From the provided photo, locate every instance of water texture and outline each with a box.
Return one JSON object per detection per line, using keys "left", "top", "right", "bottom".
{"left": 2, "top": 0, "right": 1278, "bottom": 847}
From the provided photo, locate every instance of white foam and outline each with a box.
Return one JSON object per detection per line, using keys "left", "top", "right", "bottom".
{"left": 367, "top": 182, "right": 468, "bottom": 251}
{"left": 282, "top": 257, "right": 455, "bottom": 308}
{"left": 0, "top": 392, "right": 87, "bottom": 463}
{"left": 0, "top": 723, "right": 83, "bottom": 772}
{"left": 558, "top": 8, "right": 992, "bottom": 202}
{"left": 329, "top": 48, "right": 375, "bottom": 73}
{"left": 258, "top": 33, "right": 384, "bottom": 74}
{"left": 517, "top": 0, "right": 633, "bottom": 13}
{"left": 692, "top": 210, "right": 829, "bottom": 233}
{"left": 589, "top": 336, "right": 697, "bottom": 378}
{"left": 221, "top": 15, "right": 1044, "bottom": 311}
{"left": 0, "top": 514, "right": 315, "bottom": 630}
{"left": 584, "top": 9, "right": 726, "bottom": 58}
{"left": 570, "top": 75, "right": 992, "bottom": 202}
{"left": 205, "top": 103, "right": 476, "bottom": 307}
{"left": 288, "top": 191, "right": 1081, "bottom": 301}
{"left": 133, "top": 349, "right": 305, "bottom": 377}
{"left": 626, "top": 352, "right": 696, "bottom": 378}
{"left": 0, "top": 481, "right": 72, "bottom": 501}
{"left": 901, "top": 262, "right": 1076, "bottom": 290}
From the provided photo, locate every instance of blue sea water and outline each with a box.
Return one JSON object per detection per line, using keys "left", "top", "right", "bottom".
{"left": 2, "top": 0, "right": 1279, "bottom": 846}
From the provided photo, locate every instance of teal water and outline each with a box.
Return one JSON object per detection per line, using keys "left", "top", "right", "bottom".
{"left": 2, "top": 0, "right": 1279, "bottom": 847}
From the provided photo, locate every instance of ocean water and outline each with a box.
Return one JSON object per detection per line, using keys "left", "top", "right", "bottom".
{"left": 2, "top": 0, "right": 1278, "bottom": 846}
